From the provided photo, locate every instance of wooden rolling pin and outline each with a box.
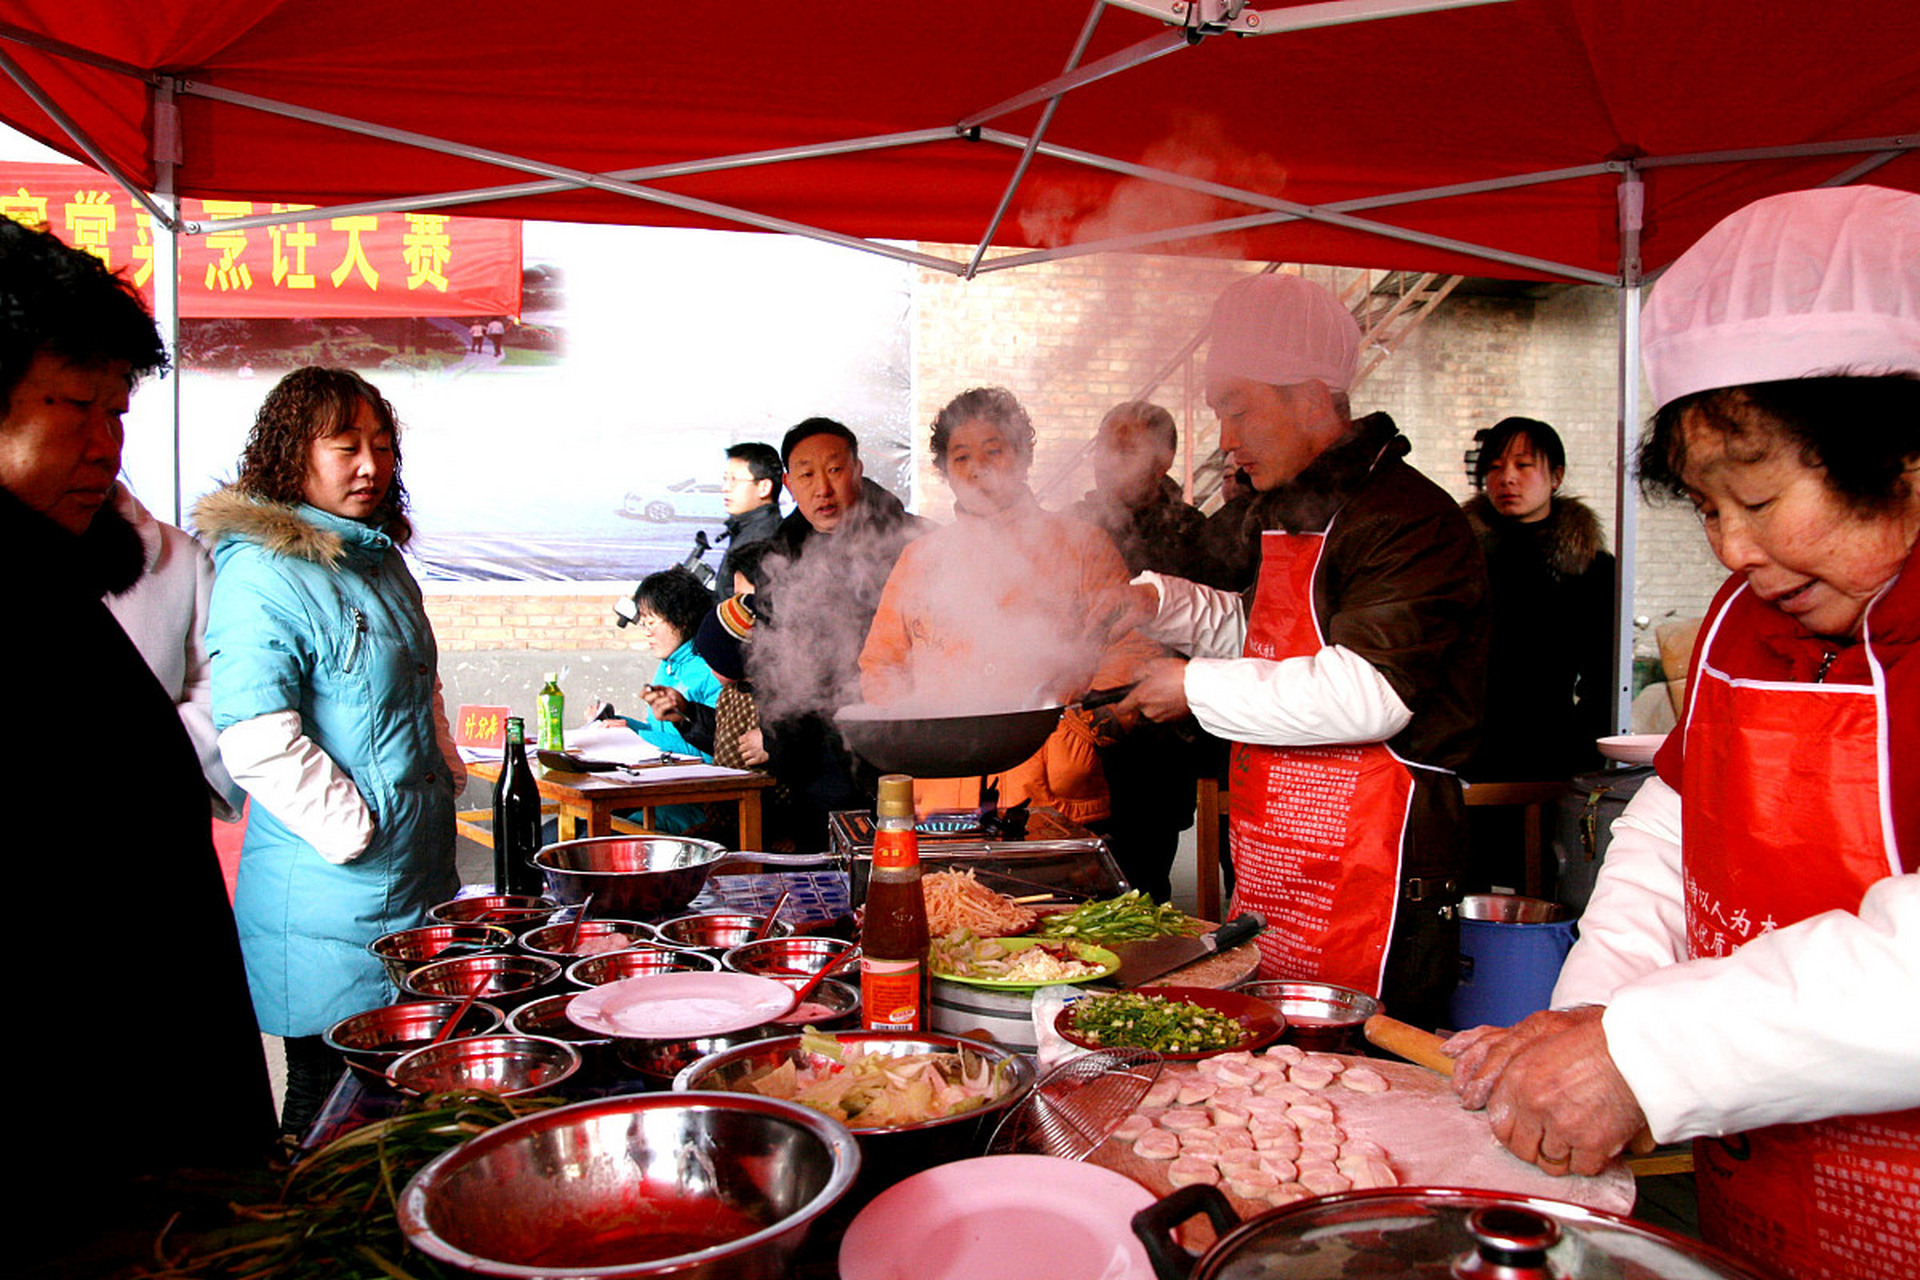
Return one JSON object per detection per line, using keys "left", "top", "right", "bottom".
{"left": 1364, "top": 1014, "right": 1657, "bottom": 1157}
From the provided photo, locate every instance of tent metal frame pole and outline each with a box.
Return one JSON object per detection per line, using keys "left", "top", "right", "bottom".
{"left": 1635, "top": 133, "right": 1915, "bottom": 169}
{"left": 0, "top": 43, "right": 176, "bottom": 230}
{"left": 956, "top": 27, "right": 1189, "bottom": 132}
{"left": 150, "top": 79, "right": 183, "bottom": 525}
{"left": 965, "top": 0, "right": 1108, "bottom": 278}
{"left": 171, "top": 127, "right": 959, "bottom": 234}
{"left": 173, "top": 80, "right": 970, "bottom": 273}
{"left": 1612, "top": 167, "right": 1644, "bottom": 735}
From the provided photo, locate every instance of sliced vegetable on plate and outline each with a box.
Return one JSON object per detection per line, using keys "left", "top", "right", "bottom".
{"left": 930, "top": 931, "right": 1120, "bottom": 988}
{"left": 1055, "top": 986, "right": 1283, "bottom": 1060}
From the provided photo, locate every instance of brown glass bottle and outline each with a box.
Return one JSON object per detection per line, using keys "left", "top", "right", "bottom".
{"left": 492, "top": 717, "right": 545, "bottom": 896}
{"left": 860, "top": 774, "right": 930, "bottom": 1032}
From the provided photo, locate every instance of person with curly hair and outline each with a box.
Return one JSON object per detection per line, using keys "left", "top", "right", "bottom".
{"left": 5, "top": 219, "right": 274, "bottom": 1260}
{"left": 197, "top": 366, "right": 461, "bottom": 1135}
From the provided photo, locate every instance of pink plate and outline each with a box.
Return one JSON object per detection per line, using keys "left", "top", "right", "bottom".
{"left": 839, "top": 1154, "right": 1156, "bottom": 1280}
{"left": 566, "top": 971, "right": 795, "bottom": 1039}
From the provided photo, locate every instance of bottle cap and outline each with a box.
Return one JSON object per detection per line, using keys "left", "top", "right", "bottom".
{"left": 542, "top": 671, "right": 558, "bottom": 683}
{"left": 876, "top": 774, "right": 915, "bottom": 819}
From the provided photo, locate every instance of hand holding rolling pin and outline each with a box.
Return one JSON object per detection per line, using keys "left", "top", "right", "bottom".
{"left": 1444, "top": 1007, "right": 1651, "bottom": 1177}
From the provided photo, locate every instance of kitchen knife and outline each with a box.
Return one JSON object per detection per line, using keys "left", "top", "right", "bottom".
{"left": 1364, "top": 1014, "right": 1657, "bottom": 1156}
{"left": 1109, "top": 912, "right": 1264, "bottom": 987}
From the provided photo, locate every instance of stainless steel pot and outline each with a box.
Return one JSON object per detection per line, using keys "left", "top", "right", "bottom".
{"left": 532, "top": 837, "right": 830, "bottom": 917}
{"left": 1133, "top": 1186, "right": 1767, "bottom": 1280}
{"left": 834, "top": 703, "right": 1064, "bottom": 776}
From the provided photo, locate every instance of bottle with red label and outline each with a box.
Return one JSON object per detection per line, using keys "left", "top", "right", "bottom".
{"left": 860, "top": 774, "right": 929, "bottom": 1032}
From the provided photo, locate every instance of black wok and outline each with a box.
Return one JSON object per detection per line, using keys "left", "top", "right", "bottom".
{"left": 834, "top": 704, "right": 1064, "bottom": 776}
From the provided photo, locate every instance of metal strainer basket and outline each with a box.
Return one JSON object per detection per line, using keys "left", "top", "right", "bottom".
{"left": 988, "top": 1048, "right": 1163, "bottom": 1160}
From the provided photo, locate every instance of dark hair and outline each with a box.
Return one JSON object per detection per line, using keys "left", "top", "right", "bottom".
{"left": 1639, "top": 375, "right": 1920, "bottom": 516}
{"left": 726, "top": 539, "right": 775, "bottom": 590}
{"left": 1473, "top": 416, "right": 1566, "bottom": 489}
{"left": 931, "top": 386, "right": 1036, "bottom": 472}
{"left": 235, "top": 367, "right": 412, "bottom": 544}
{"left": 1104, "top": 401, "right": 1177, "bottom": 454}
{"left": 727, "top": 441, "right": 783, "bottom": 489}
{"left": 1, "top": 219, "right": 168, "bottom": 405}
{"left": 780, "top": 417, "right": 859, "bottom": 467}
{"left": 635, "top": 565, "right": 715, "bottom": 642}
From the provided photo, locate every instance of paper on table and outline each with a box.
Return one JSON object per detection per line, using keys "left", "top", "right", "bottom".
{"left": 456, "top": 720, "right": 666, "bottom": 766}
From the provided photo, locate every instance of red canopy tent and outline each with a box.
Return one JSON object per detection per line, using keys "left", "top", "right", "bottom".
{"left": 2, "top": 0, "right": 1914, "bottom": 285}
{"left": 4, "top": 0, "right": 1917, "bottom": 714}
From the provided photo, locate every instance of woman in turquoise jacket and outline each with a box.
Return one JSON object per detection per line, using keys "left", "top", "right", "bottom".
{"left": 623, "top": 566, "right": 723, "bottom": 833}
{"left": 200, "top": 368, "right": 460, "bottom": 1134}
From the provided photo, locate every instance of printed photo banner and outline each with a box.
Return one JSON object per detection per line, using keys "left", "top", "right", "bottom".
{"left": 2, "top": 162, "right": 521, "bottom": 318}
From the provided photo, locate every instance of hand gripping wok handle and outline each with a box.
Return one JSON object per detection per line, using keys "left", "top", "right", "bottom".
{"left": 1364, "top": 1013, "right": 1658, "bottom": 1157}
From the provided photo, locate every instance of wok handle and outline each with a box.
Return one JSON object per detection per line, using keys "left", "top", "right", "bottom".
{"left": 1131, "top": 1184, "right": 1242, "bottom": 1280}
{"left": 713, "top": 851, "right": 839, "bottom": 871}
{"left": 1365, "top": 1014, "right": 1658, "bottom": 1157}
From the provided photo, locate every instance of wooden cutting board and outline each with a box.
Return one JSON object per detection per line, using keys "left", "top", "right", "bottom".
{"left": 1087, "top": 1053, "right": 1635, "bottom": 1248}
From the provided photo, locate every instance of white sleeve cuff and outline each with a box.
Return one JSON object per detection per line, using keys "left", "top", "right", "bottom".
{"left": 1134, "top": 571, "right": 1247, "bottom": 660}
{"left": 1183, "top": 645, "right": 1412, "bottom": 746}
{"left": 218, "top": 710, "right": 375, "bottom": 864}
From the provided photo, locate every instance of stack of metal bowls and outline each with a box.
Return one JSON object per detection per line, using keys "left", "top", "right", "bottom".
{"left": 324, "top": 999, "right": 507, "bottom": 1084}
{"left": 504, "top": 993, "right": 619, "bottom": 1080}
{"left": 518, "top": 918, "right": 658, "bottom": 966}
{"left": 368, "top": 923, "right": 514, "bottom": 988}
{"left": 398, "top": 1093, "right": 860, "bottom": 1279}
{"left": 722, "top": 936, "right": 862, "bottom": 1030}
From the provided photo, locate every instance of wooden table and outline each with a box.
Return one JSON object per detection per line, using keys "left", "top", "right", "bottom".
{"left": 464, "top": 759, "right": 775, "bottom": 845}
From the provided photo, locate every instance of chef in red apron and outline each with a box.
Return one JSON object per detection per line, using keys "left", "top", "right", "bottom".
{"left": 1447, "top": 185, "right": 1920, "bottom": 1280}
{"left": 1123, "top": 274, "right": 1490, "bottom": 1033}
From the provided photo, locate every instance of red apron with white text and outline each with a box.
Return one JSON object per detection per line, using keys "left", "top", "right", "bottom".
{"left": 1227, "top": 527, "right": 1412, "bottom": 995}
{"left": 1682, "top": 589, "right": 1920, "bottom": 1280}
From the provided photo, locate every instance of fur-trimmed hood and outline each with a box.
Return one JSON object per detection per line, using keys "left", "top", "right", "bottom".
{"left": 193, "top": 487, "right": 390, "bottom": 568}
{"left": 1463, "top": 491, "right": 1607, "bottom": 579}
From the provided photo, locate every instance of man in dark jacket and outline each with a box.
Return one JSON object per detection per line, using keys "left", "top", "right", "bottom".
{"left": 3, "top": 219, "right": 275, "bottom": 1267}
{"left": 750, "top": 417, "right": 926, "bottom": 846}
{"left": 1070, "top": 401, "right": 1214, "bottom": 900}
{"left": 1122, "top": 274, "right": 1489, "bottom": 1032}
{"left": 717, "top": 441, "right": 783, "bottom": 596}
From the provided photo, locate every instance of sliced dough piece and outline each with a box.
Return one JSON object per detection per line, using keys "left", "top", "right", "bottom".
{"left": 1267, "top": 1044, "right": 1307, "bottom": 1065}
{"left": 1212, "top": 1085, "right": 1256, "bottom": 1109}
{"left": 1160, "top": 1107, "right": 1213, "bottom": 1132}
{"left": 1298, "top": 1167, "right": 1352, "bottom": 1196}
{"left": 1287, "top": 1098, "right": 1336, "bottom": 1124}
{"left": 1268, "top": 1182, "right": 1315, "bottom": 1206}
{"left": 1259, "top": 1154, "right": 1299, "bottom": 1182}
{"left": 1167, "top": 1156, "right": 1221, "bottom": 1188}
{"left": 1214, "top": 1059, "right": 1263, "bottom": 1088}
{"left": 1209, "top": 1102, "right": 1250, "bottom": 1129}
{"left": 1133, "top": 1127, "right": 1181, "bottom": 1161}
{"left": 1251, "top": 1126, "right": 1302, "bottom": 1157}
{"left": 1338, "top": 1152, "right": 1399, "bottom": 1190}
{"left": 1178, "top": 1128, "right": 1222, "bottom": 1155}
{"left": 1301, "top": 1053, "right": 1347, "bottom": 1075}
{"left": 1216, "top": 1149, "right": 1266, "bottom": 1178}
{"left": 1111, "top": 1113, "right": 1156, "bottom": 1143}
{"left": 1339, "top": 1064, "right": 1390, "bottom": 1094}
{"left": 1176, "top": 1076, "right": 1220, "bottom": 1105}
{"left": 1296, "top": 1119, "right": 1342, "bottom": 1146}
{"left": 1215, "top": 1127, "right": 1255, "bottom": 1152}
{"left": 1288, "top": 1062, "right": 1336, "bottom": 1090}
{"left": 1141, "top": 1077, "right": 1182, "bottom": 1109}
{"left": 1227, "top": 1171, "right": 1281, "bottom": 1199}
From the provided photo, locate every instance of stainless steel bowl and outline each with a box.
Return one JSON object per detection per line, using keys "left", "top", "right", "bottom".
{"left": 323, "top": 999, "right": 508, "bottom": 1084}
{"left": 659, "top": 912, "right": 796, "bottom": 952}
{"left": 720, "top": 935, "right": 856, "bottom": 978}
{"left": 518, "top": 918, "right": 658, "bottom": 964}
{"left": 398, "top": 1092, "right": 860, "bottom": 1279}
{"left": 618, "top": 1026, "right": 782, "bottom": 1090}
{"left": 368, "top": 923, "right": 516, "bottom": 987}
{"left": 532, "top": 835, "right": 734, "bottom": 917}
{"left": 763, "top": 977, "right": 860, "bottom": 1031}
{"left": 1236, "top": 979, "right": 1380, "bottom": 1053}
{"left": 426, "top": 893, "right": 561, "bottom": 934}
{"left": 566, "top": 943, "right": 723, "bottom": 987}
{"left": 503, "top": 993, "right": 620, "bottom": 1081}
{"left": 387, "top": 1034, "right": 582, "bottom": 1099}
{"left": 673, "top": 1031, "right": 1036, "bottom": 1188}
{"left": 400, "top": 952, "right": 563, "bottom": 1010}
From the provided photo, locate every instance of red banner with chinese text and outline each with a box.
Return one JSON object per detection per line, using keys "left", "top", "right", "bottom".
{"left": 2, "top": 162, "right": 521, "bottom": 319}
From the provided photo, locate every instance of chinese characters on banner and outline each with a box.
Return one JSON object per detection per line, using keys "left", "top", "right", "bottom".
{"left": 1, "top": 162, "right": 521, "bottom": 318}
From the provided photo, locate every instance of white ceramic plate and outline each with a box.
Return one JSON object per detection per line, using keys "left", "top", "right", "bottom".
{"left": 1596, "top": 733, "right": 1667, "bottom": 766}
{"left": 566, "top": 971, "right": 795, "bottom": 1039}
{"left": 839, "top": 1154, "right": 1156, "bottom": 1280}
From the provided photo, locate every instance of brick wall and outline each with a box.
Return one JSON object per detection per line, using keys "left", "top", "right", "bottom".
{"left": 429, "top": 246, "right": 1727, "bottom": 666}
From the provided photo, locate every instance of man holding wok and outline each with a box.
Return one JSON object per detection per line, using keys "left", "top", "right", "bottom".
{"left": 1120, "top": 273, "right": 1489, "bottom": 1033}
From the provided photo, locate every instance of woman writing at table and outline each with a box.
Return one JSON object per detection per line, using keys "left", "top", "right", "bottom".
{"left": 1446, "top": 186, "right": 1919, "bottom": 1280}
{"left": 201, "top": 367, "right": 462, "bottom": 1135}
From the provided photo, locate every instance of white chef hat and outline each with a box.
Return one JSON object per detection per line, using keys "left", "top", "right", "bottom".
{"left": 1641, "top": 185, "right": 1920, "bottom": 410}
{"left": 1205, "top": 273, "right": 1361, "bottom": 393}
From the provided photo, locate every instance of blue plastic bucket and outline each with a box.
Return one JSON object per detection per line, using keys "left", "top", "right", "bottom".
{"left": 1449, "top": 894, "right": 1576, "bottom": 1029}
